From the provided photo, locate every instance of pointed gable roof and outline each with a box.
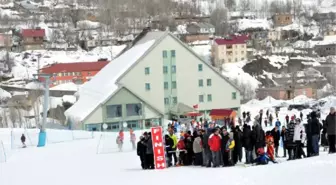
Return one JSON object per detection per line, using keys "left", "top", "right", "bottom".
{"left": 65, "top": 39, "right": 156, "bottom": 121}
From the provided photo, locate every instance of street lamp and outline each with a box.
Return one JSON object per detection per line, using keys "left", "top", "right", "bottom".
{"left": 33, "top": 73, "right": 53, "bottom": 147}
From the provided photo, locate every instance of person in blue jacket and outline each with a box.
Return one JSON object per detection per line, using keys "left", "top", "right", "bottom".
{"left": 275, "top": 119, "right": 281, "bottom": 128}
{"left": 253, "top": 148, "right": 277, "bottom": 165}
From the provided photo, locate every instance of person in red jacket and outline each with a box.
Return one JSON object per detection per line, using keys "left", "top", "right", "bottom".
{"left": 177, "top": 136, "right": 186, "bottom": 166}
{"left": 208, "top": 128, "right": 222, "bottom": 167}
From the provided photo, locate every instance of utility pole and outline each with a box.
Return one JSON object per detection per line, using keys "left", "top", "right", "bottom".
{"left": 33, "top": 73, "right": 52, "bottom": 147}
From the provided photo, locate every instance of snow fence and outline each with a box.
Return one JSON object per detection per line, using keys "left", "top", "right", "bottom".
{"left": 0, "top": 128, "right": 94, "bottom": 163}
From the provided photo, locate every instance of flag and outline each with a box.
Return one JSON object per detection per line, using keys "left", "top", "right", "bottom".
{"left": 193, "top": 104, "right": 198, "bottom": 109}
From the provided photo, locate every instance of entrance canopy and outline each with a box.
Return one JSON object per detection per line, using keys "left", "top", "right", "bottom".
{"left": 210, "top": 109, "right": 236, "bottom": 120}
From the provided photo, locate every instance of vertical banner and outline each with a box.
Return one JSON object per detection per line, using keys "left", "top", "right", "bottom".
{"left": 151, "top": 126, "right": 166, "bottom": 170}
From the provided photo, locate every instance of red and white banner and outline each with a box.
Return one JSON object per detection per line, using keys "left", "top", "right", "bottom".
{"left": 151, "top": 126, "right": 166, "bottom": 170}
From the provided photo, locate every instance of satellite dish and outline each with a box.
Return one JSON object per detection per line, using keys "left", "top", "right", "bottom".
{"left": 102, "top": 123, "right": 108, "bottom": 130}
{"left": 123, "top": 122, "right": 127, "bottom": 128}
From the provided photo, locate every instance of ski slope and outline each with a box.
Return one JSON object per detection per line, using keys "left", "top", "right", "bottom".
{"left": 0, "top": 128, "right": 335, "bottom": 185}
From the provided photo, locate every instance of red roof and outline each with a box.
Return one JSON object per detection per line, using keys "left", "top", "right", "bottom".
{"left": 214, "top": 35, "right": 249, "bottom": 45}
{"left": 210, "top": 109, "right": 234, "bottom": 116}
{"left": 41, "top": 61, "right": 109, "bottom": 73}
{"left": 22, "top": 29, "right": 45, "bottom": 37}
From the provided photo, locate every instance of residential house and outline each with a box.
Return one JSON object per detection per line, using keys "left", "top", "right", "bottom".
{"left": 183, "top": 22, "right": 215, "bottom": 42}
{"left": 315, "top": 44, "right": 336, "bottom": 56}
{"left": 272, "top": 13, "right": 293, "bottom": 27}
{"left": 0, "top": 33, "right": 12, "bottom": 49}
{"left": 21, "top": 28, "right": 45, "bottom": 50}
{"left": 40, "top": 61, "right": 109, "bottom": 87}
{"left": 65, "top": 31, "right": 241, "bottom": 131}
{"left": 256, "top": 86, "right": 316, "bottom": 100}
{"left": 211, "top": 35, "right": 249, "bottom": 68}
{"left": 268, "top": 30, "right": 281, "bottom": 41}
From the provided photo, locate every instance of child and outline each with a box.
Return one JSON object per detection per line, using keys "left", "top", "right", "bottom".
{"left": 176, "top": 136, "right": 186, "bottom": 166}
{"left": 266, "top": 131, "right": 275, "bottom": 161}
{"left": 116, "top": 136, "right": 123, "bottom": 152}
{"left": 253, "top": 148, "right": 277, "bottom": 165}
{"left": 222, "top": 131, "right": 235, "bottom": 166}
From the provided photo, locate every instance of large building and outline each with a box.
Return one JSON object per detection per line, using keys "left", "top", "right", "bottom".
{"left": 40, "top": 61, "right": 108, "bottom": 86}
{"left": 21, "top": 29, "right": 45, "bottom": 50}
{"left": 65, "top": 31, "right": 241, "bottom": 131}
{"left": 211, "top": 35, "right": 249, "bottom": 68}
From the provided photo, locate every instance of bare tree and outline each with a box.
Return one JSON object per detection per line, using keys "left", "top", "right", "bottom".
{"left": 210, "top": 8, "right": 229, "bottom": 35}
{"left": 240, "top": 0, "right": 250, "bottom": 14}
{"left": 9, "top": 107, "right": 18, "bottom": 127}
{"left": 225, "top": 0, "right": 236, "bottom": 11}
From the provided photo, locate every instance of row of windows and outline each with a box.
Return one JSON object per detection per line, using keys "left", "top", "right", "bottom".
{"left": 226, "top": 58, "right": 245, "bottom": 63}
{"left": 226, "top": 51, "right": 245, "bottom": 55}
{"left": 57, "top": 72, "right": 88, "bottom": 77}
{"left": 163, "top": 50, "right": 176, "bottom": 58}
{"left": 145, "top": 64, "right": 204, "bottom": 75}
{"left": 164, "top": 97, "right": 178, "bottom": 105}
{"left": 199, "top": 79, "right": 211, "bottom": 87}
{"left": 164, "top": 81, "right": 177, "bottom": 89}
{"left": 199, "top": 94, "right": 212, "bottom": 102}
{"left": 106, "top": 103, "right": 142, "bottom": 118}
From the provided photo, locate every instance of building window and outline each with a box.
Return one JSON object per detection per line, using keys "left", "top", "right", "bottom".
{"left": 172, "top": 97, "right": 177, "bottom": 104}
{"left": 58, "top": 73, "right": 62, "bottom": 76}
{"left": 126, "top": 103, "right": 142, "bottom": 116}
{"left": 232, "top": 92, "right": 237, "bottom": 100}
{"left": 198, "top": 64, "right": 203, "bottom": 71}
{"left": 145, "top": 67, "right": 150, "bottom": 75}
{"left": 241, "top": 58, "right": 245, "bottom": 60}
{"left": 198, "top": 79, "right": 203, "bottom": 87}
{"left": 126, "top": 120, "right": 138, "bottom": 129}
{"left": 88, "top": 72, "right": 91, "bottom": 75}
{"left": 171, "top": 65, "right": 176, "bottom": 73}
{"left": 145, "top": 83, "right": 151, "bottom": 91}
{"left": 106, "top": 104, "right": 122, "bottom": 118}
{"left": 162, "top": 50, "right": 167, "bottom": 58}
{"left": 164, "top": 82, "right": 168, "bottom": 89}
{"left": 163, "top": 66, "right": 168, "bottom": 74}
{"left": 199, "top": 95, "right": 204, "bottom": 103}
{"left": 164, "top": 98, "right": 169, "bottom": 105}
{"left": 172, "top": 81, "right": 176, "bottom": 89}
{"left": 171, "top": 50, "right": 176, "bottom": 57}
{"left": 207, "top": 94, "right": 212, "bottom": 102}
{"left": 207, "top": 79, "right": 212, "bottom": 86}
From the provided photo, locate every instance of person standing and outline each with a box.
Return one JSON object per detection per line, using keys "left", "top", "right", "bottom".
{"left": 145, "top": 132, "right": 154, "bottom": 169}
{"left": 168, "top": 129, "right": 178, "bottom": 165}
{"left": 233, "top": 126, "right": 243, "bottom": 164}
{"left": 300, "top": 112, "right": 303, "bottom": 121}
{"left": 208, "top": 128, "right": 222, "bottom": 167}
{"left": 308, "top": 111, "right": 321, "bottom": 156}
{"left": 293, "top": 118, "right": 306, "bottom": 159}
{"left": 271, "top": 126, "right": 280, "bottom": 157}
{"left": 285, "top": 115, "right": 289, "bottom": 125}
{"left": 326, "top": 107, "right": 336, "bottom": 154}
{"left": 193, "top": 133, "right": 203, "bottom": 166}
{"left": 137, "top": 136, "right": 147, "bottom": 169}
{"left": 130, "top": 129, "right": 136, "bottom": 150}
{"left": 280, "top": 126, "right": 287, "bottom": 158}
{"left": 286, "top": 120, "right": 296, "bottom": 160}
{"left": 243, "top": 124, "right": 253, "bottom": 164}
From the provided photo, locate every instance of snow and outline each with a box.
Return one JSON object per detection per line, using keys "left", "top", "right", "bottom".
{"left": 0, "top": 88, "right": 11, "bottom": 100}
{"left": 0, "top": 127, "right": 335, "bottom": 185}
{"left": 77, "top": 20, "right": 102, "bottom": 29}
{"left": 175, "top": 24, "right": 187, "bottom": 34}
{"left": 222, "top": 61, "right": 261, "bottom": 91}
{"left": 236, "top": 19, "right": 271, "bottom": 31}
{"left": 62, "top": 95, "right": 76, "bottom": 104}
{"left": 316, "top": 35, "right": 336, "bottom": 46}
{"left": 65, "top": 40, "right": 156, "bottom": 122}
{"left": 190, "top": 44, "right": 211, "bottom": 64}
{"left": 25, "top": 81, "right": 44, "bottom": 90}
{"left": 50, "top": 82, "right": 79, "bottom": 91}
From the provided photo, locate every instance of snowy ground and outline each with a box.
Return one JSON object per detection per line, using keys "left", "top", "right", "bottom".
{"left": 0, "top": 128, "right": 335, "bottom": 185}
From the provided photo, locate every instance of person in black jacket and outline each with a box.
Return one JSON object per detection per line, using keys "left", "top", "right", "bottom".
{"left": 308, "top": 111, "right": 321, "bottom": 156}
{"left": 233, "top": 126, "right": 243, "bottom": 164}
{"left": 271, "top": 126, "right": 281, "bottom": 157}
{"left": 137, "top": 136, "right": 147, "bottom": 169}
{"left": 243, "top": 124, "right": 253, "bottom": 164}
{"left": 221, "top": 128, "right": 231, "bottom": 167}
{"left": 21, "top": 134, "right": 26, "bottom": 148}
{"left": 325, "top": 107, "right": 336, "bottom": 154}
{"left": 164, "top": 134, "right": 174, "bottom": 167}
{"left": 286, "top": 121, "right": 296, "bottom": 160}
{"left": 280, "top": 126, "right": 287, "bottom": 157}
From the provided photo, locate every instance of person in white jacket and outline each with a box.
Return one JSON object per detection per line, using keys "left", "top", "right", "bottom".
{"left": 293, "top": 118, "right": 307, "bottom": 159}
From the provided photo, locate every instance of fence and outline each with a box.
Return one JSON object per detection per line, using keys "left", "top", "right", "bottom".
{"left": 0, "top": 128, "right": 95, "bottom": 163}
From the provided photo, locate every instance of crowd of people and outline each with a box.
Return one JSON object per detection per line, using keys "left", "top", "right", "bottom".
{"left": 134, "top": 107, "right": 336, "bottom": 169}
